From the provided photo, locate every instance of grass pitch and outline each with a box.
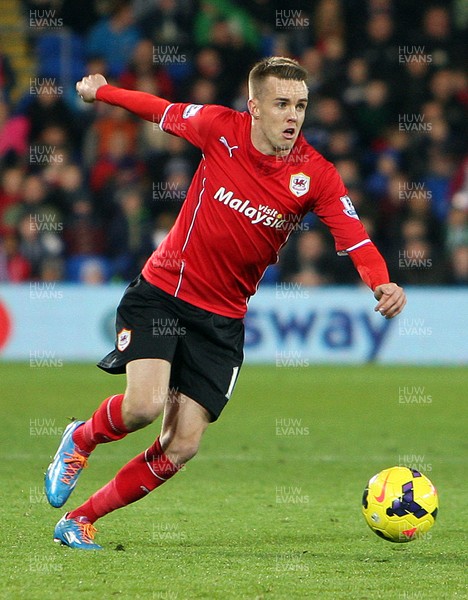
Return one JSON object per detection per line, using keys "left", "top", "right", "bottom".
{"left": 0, "top": 363, "right": 467, "bottom": 599}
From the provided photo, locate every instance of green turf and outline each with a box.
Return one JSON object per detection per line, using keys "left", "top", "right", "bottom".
{"left": 0, "top": 363, "right": 467, "bottom": 599}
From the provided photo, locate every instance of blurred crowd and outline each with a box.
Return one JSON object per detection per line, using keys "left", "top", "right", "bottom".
{"left": 0, "top": 0, "right": 467, "bottom": 286}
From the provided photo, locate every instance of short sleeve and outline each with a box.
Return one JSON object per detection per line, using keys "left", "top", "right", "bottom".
{"left": 160, "top": 103, "right": 229, "bottom": 150}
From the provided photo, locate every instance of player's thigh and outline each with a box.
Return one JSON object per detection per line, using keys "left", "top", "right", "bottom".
{"left": 171, "top": 314, "right": 244, "bottom": 422}
{"left": 123, "top": 358, "right": 172, "bottom": 422}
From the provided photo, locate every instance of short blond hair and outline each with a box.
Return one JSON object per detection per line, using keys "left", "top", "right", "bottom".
{"left": 248, "top": 57, "right": 307, "bottom": 98}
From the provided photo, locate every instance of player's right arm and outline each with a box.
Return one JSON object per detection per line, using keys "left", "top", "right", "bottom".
{"left": 76, "top": 74, "right": 170, "bottom": 123}
{"left": 76, "top": 74, "right": 227, "bottom": 149}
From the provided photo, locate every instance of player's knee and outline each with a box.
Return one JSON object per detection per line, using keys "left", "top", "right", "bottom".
{"left": 122, "top": 391, "right": 161, "bottom": 430}
{"left": 122, "top": 406, "right": 155, "bottom": 429}
{"left": 173, "top": 441, "right": 200, "bottom": 464}
{"left": 161, "top": 433, "right": 200, "bottom": 464}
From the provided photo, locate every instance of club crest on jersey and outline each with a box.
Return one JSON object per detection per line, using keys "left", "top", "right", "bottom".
{"left": 340, "top": 195, "right": 359, "bottom": 219}
{"left": 183, "top": 104, "right": 203, "bottom": 119}
{"left": 289, "top": 173, "right": 310, "bottom": 197}
{"left": 117, "top": 328, "right": 132, "bottom": 352}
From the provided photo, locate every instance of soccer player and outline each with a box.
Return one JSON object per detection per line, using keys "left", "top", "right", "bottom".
{"left": 45, "top": 57, "right": 406, "bottom": 549}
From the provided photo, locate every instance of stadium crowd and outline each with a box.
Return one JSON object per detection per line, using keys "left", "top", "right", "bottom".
{"left": 0, "top": 0, "right": 467, "bottom": 286}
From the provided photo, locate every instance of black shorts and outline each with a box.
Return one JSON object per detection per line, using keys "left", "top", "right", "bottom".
{"left": 98, "top": 275, "right": 244, "bottom": 421}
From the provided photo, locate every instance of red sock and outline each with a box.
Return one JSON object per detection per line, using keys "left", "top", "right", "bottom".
{"left": 73, "top": 394, "right": 128, "bottom": 455}
{"left": 68, "top": 438, "right": 181, "bottom": 523}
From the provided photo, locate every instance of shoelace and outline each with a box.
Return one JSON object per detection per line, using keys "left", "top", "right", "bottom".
{"left": 60, "top": 451, "right": 88, "bottom": 484}
{"left": 77, "top": 521, "right": 97, "bottom": 544}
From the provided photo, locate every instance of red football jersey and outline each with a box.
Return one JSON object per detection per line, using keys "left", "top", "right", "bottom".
{"left": 142, "top": 103, "right": 371, "bottom": 318}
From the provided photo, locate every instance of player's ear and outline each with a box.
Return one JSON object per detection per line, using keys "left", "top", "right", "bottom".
{"left": 248, "top": 98, "right": 260, "bottom": 119}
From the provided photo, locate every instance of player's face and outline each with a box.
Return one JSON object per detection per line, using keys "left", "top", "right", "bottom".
{"left": 249, "top": 76, "right": 308, "bottom": 156}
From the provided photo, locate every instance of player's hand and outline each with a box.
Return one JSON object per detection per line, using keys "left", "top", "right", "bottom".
{"left": 76, "top": 74, "right": 108, "bottom": 103}
{"left": 374, "top": 283, "right": 406, "bottom": 319}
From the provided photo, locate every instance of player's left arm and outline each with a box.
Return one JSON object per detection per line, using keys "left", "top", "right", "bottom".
{"left": 348, "top": 243, "right": 406, "bottom": 319}
{"left": 311, "top": 165, "right": 406, "bottom": 319}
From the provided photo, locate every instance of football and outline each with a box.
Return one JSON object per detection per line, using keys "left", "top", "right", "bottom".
{"left": 362, "top": 466, "right": 438, "bottom": 543}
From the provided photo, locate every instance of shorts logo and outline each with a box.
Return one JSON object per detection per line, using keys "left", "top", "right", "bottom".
{"left": 183, "top": 104, "right": 203, "bottom": 119}
{"left": 117, "top": 328, "right": 132, "bottom": 352}
{"left": 289, "top": 173, "right": 310, "bottom": 197}
{"left": 340, "top": 195, "right": 359, "bottom": 219}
